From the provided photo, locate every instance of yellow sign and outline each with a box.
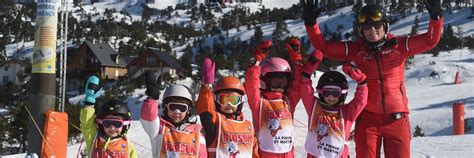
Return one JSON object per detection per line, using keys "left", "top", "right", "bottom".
{"left": 32, "top": 0, "right": 58, "bottom": 74}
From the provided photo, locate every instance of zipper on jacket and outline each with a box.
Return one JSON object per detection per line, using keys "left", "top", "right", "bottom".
{"left": 374, "top": 51, "right": 386, "bottom": 114}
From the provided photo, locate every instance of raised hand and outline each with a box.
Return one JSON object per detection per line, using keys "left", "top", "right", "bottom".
{"left": 84, "top": 76, "right": 103, "bottom": 105}
{"left": 253, "top": 40, "right": 273, "bottom": 62}
{"left": 424, "top": 0, "right": 442, "bottom": 20}
{"left": 342, "top": 62, "right": 367, "bottom": 85}
{"left": 285, "top": 38, "right": 302, "bottom": 64}
{"left": 302, "top": 0, "right": 321, "bottom": 26}
{"left": 302, "top": 50, "right": 323, "bottom": 77}
{"left": 145, "top": 71, "right": 162, "bottom": 99}
{"left": 202, "top": 58, "right": 215, "bottom": 84}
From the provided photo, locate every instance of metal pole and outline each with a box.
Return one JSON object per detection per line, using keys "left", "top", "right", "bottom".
{"left": 58, "top": 2, "right": 65, "bottom": 112}
{"left": 27, "top": 0, "right": 59, "bottom": 155}
{"left": 61, "top": 1, "right": 69, "bottom": 112}
{"left": 58, "top": 0, "right": 69, "bottom": 112}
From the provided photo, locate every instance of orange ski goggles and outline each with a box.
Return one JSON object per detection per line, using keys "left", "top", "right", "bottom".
{"left": 216, "top": 94, "right": 243, "bottom": 107}
{"left": 358, "top": 9, "right": 383, "bottom": 24}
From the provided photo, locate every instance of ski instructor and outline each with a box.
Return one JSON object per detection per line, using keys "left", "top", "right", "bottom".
{"left": 301, "top": 0, "right": 443, "bottom": 157}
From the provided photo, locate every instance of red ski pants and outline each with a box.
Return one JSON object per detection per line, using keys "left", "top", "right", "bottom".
{"left": 354, "top": 111, "right": 411, "bottom": 158}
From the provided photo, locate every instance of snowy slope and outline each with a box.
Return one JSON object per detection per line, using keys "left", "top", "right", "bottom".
{"left": 6, "top": 49, "right": 474, "bottom": 158}
{"left": 3, "top": 2, "right": 474, "bottom": 157}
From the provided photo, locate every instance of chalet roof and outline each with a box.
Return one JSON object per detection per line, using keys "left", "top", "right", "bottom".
{"left": 149, "top": 47, "right": 187, "bottom": 73}
{"left": 85, "top": 40, "right": 127, "bottom": 67}
{"left": 0, "top": 58, "right": 31, "bottom": 68}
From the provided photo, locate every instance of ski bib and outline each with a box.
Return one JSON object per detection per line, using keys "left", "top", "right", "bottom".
{"left": 159, "top": 127, "right": 200, "bottom": 158}
{"left": 305, "top": 103, "right": 345, "bottom": 157}
{"left": 91, "top": 135, "right": 130, "bottom": 158}
{"left": 258, "top": 98, "right": 294, "bottom": 153}
{"left": 209, "top": 113, "right": 255, "bottom": 158}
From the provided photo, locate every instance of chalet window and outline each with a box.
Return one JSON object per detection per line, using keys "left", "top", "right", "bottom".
{"left": 3, "top": 76, "right": 8, "bottom": 84}
{"left": 146, "top": 57, "right": 156, "bottom": 66}
{"left": 4, "top": 65, "right": 8, "bottom": 71}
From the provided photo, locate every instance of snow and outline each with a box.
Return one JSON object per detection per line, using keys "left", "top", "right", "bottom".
{"left": 6, "top": 50, "right": 474, "bottom": 158}
{"left": 0, "top": 108, "right": 7, "bottom": 114}
{"left": 3, "top": 1, "right": 474, "bottom": 157}
{"left": 242, "top": 0, "right": 299, "bottom": 12}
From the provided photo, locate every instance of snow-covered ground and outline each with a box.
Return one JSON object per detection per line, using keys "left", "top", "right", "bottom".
{"left": 6, "top": 49, "right": 474, "bottom": 157}
{"left": 3, "top": 0, "right": 474, "bottom": 157}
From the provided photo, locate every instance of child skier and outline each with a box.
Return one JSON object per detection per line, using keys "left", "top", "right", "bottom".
{"left": 140, "top": 71, "right": 207, "bottom": 158}
{"left": 244, "top": 39, "right": 317, "bottom": 157}
{"left": 300, "top": 62, "right": 368, "bottom": 158}
{"left": 80, "top": 76, "right": 138, "bottom": 157}
{"left": 197, "top": 58, "right": 259, "bottom": 158}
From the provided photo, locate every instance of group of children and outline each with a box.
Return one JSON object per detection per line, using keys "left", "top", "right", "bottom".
{"left": 80, "top": 38, "right": 368, "bottom": 158}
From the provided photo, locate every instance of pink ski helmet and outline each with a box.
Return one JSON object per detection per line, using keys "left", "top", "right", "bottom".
{"left": 260, "top": 57, "right": 292, "bottom": 91}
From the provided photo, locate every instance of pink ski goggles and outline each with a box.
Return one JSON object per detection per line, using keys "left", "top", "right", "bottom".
{"left": 96, "top": 119, "right": 131, "bottom": 128}
{"left": 317, "top": 86, "right": 348, "bottom": 98}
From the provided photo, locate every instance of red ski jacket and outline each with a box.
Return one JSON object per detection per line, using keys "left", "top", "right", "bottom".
{"left": 306, "top": 18, "right": 443, "bottom": 114}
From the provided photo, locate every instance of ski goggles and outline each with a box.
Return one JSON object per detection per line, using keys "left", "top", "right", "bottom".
{"left": 358, "top": 9, "right": 383, "bottom": 24}
{"left": 360, "top": 22, "right": 384, "bottom": 30}
{"left": 268, "top": 77, "right": 289, "bottom": 89}
{"left": 216, "top": 94, "right": 244, "bottom": 107}
{"left": 166, "top": 102, "right": 190, "bottom": 113}
{"left": 317, "top": 86, "right": 348, "bottom": 98}
{"left": 266, "top": 73, "right": 290, "bottom": 88}
{"left": 97, "top": 119, "right": 131, "bottom": 128}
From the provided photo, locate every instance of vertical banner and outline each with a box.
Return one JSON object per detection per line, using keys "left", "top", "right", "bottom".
{"left": 32, "top": 0, "right": 59, "bottom": 74}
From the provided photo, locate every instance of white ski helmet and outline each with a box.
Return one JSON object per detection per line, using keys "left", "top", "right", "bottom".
{"left": 162, "top": 84, "right": 194, "bottom": 105}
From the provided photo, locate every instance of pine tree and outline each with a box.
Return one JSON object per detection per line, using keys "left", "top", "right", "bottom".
{"left": 465, "top": 118, "right": 472, "bottom": 132}
{"left": 456, "top": 26, "right": 465, "bottom": 49}
{"left": 471, "top": 6, "right": 474, "bottom": 19}
{"left": 413, "top": 125, "right": 425, "bottom": 137}
{"left": 441, "top": 24, "right": 460, "bottom": 51}
{"left": 0, "top": 81, "right": 30, "bottom": 153}
{"left": 180, "top": 45, "right": 194, "bottom": 77}
{"left": 253, "top": 26, "right": 263, "bottom": 45}
{"left": 410, "top": 15, "right": 419, "bottom": 35}
{"left": 327, "top": 1, "right": 338, "bottom": 15}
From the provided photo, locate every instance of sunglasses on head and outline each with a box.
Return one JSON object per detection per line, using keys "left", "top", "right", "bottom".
{"left": 361, "top": 22, "right": 384, "bottom": 30}
{"left": 97, "top": 119, "right": 131, "bottom": 128}
{"left": 166, "top": 102, "right": 189, "bottom": 113}
{"left": 216, "top": 93, "right": 244, "bottom": 107}
{"left": 317, "top": 86, "right": 348, "bottom": 98}
{"left": 358, "top": 9, "right": 383, "bottom": 24}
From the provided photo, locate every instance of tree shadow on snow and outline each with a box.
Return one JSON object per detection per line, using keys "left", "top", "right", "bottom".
{"left": 445, "top": 58, "right": 474, "bottom": 63}
{"left": 411, "top": 97, "right": 474, "bottom": 111}
{"left": 432, "top": 82, "right": 456, "bottom": 87}
{"left": 430, "top": 116, "right": 474, "bottom": 136}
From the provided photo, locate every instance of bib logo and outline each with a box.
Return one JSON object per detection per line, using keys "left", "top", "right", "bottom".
{"left": 268, "top": 118, "right": 283, "bottom": 137}
{"left": 316, "top": 124, "right": 329, "bottom": 141}
{"left": 163, "top": 143, "right": 197, "bottom": 156}
{"left": 166, "top": 152, "right": 179, "bottom": 158}
{"left": 226, "top": 141, "right": 240, "bottom": 158}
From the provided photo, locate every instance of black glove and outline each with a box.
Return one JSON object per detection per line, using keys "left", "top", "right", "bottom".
{"left": 145, "top": 71, "right": 162, "bottom": 99}
{"left": 424, "top": 0, "right": 442, "bottom": 20}
{"left": 302, "top": 0, "right": 321, "bottom": 26}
